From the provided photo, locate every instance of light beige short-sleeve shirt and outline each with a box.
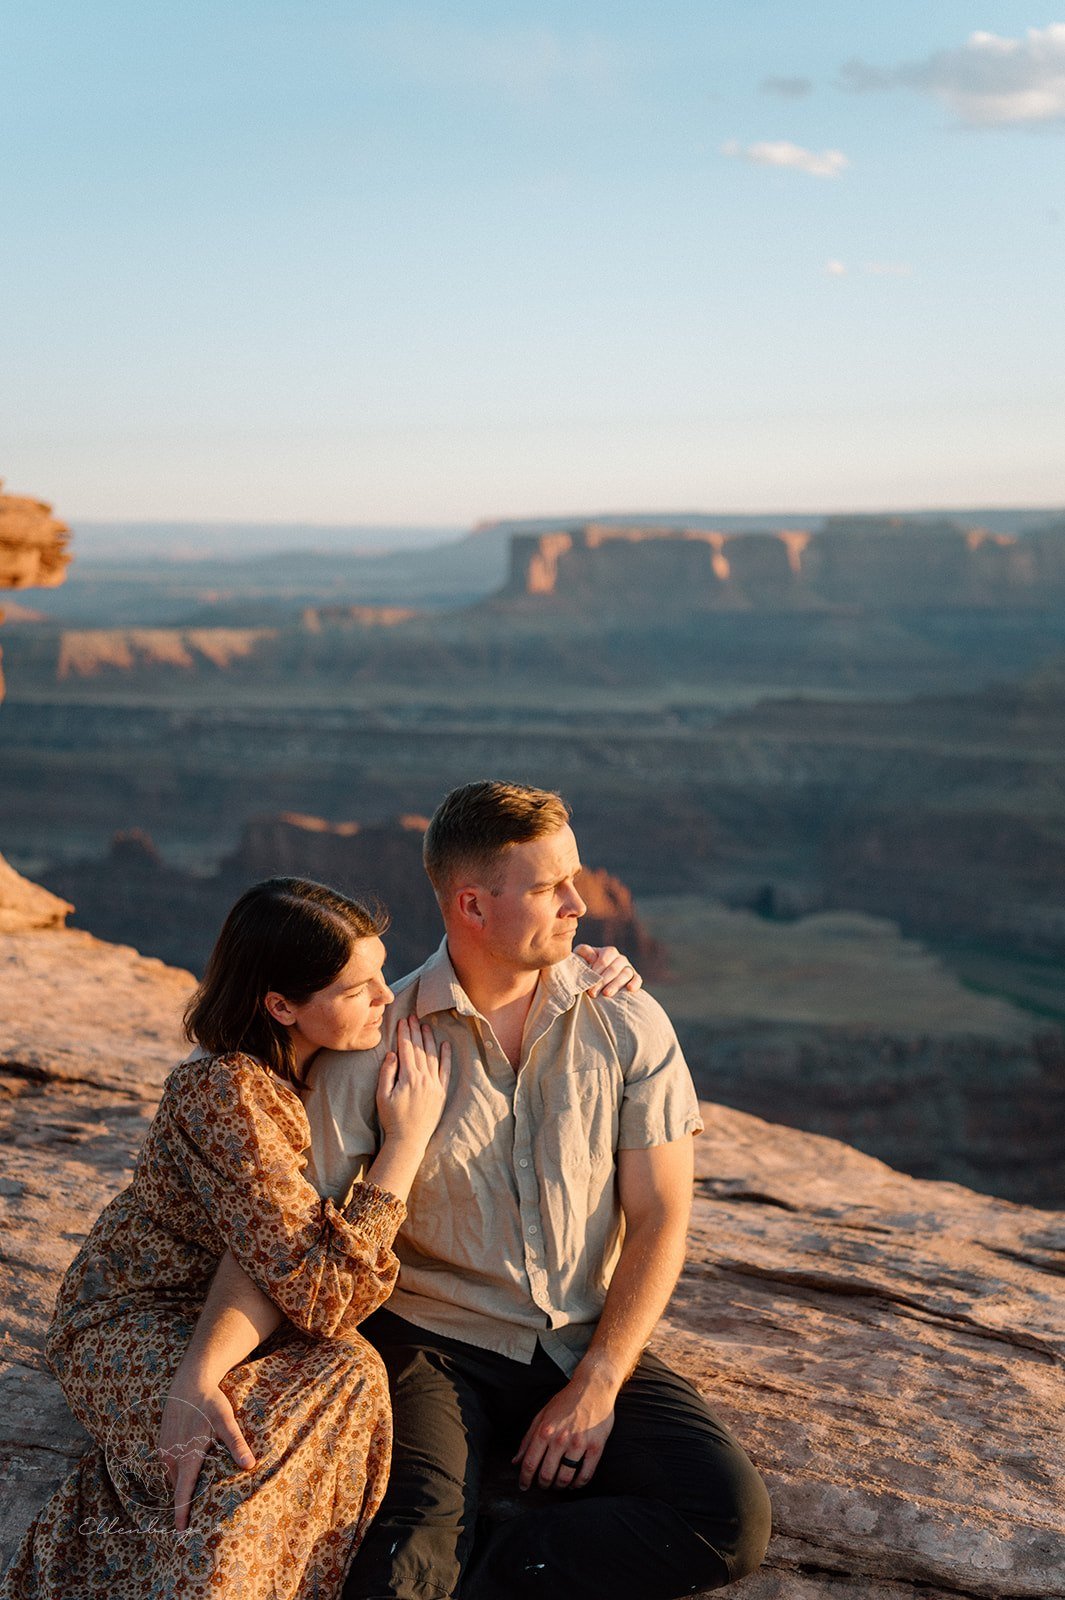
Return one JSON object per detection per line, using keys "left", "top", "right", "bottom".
{"left": 303, "top": 939, "right": 703, "bottom": 1374}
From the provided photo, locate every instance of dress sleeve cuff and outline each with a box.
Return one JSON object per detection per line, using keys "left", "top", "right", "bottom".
{"left": 341, "top": 1178, "right": 407, "bottom": 1249}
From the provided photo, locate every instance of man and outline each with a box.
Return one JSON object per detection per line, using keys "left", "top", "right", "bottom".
{"left": 304, "top": 781, "right": 771, "bottom": 1600}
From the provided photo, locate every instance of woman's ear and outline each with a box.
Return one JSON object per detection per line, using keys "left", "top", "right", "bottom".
{"left": 263, "top": 990, "right": 297, "bottom": 1027}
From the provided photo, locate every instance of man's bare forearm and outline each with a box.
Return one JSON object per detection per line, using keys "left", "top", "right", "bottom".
{"left": 512, "top": 1193, "right": 690, "bottom": 1491}
{"left": 573, "top": 1213, "right": 688, "bottom": 1397}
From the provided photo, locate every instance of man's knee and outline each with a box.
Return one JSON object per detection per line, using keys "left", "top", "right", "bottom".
{"left": 707, "top": 1453, "right": 772, "bottom": 1585}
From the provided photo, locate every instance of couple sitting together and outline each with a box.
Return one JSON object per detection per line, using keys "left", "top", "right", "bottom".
{"left": 2, "top": 781, "right": 771, "bottom": 1600}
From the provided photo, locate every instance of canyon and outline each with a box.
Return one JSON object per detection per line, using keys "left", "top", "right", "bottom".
{"left": 7, "top": 516, "right": 1065, "bottom": 707}
{"left": 2, "top": 485, "right": 1065, "bottom": 1595}
{"left": 6, "top": 501, "right": 1065, "bottom": 1206}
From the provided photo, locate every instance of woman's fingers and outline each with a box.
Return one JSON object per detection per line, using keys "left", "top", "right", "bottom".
{"left": 173, "top": 1447, "right": 206, "bottom": 1532}
{"left": 574, "top": 943, "right": 643, "bottom": 998}
{"left": 213, "top": 1390, "right": 256, "bottom": 1472}
{"left": 166, "top": 1389, "right": 255, "bottom": 1531}
{"left": 397, "top": 1015, "right": 429, "bottom": 1074}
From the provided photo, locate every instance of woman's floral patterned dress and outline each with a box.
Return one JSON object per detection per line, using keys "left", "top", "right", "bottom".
{"left": 0, "top": 1051, "right": 404, "bottom": 1600}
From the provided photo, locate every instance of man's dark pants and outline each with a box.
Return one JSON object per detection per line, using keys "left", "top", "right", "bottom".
{"left": 343, "top": 1310, "right": 772, "bottom": 1600}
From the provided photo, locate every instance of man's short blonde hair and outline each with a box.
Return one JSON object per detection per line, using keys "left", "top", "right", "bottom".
{"left": 423, "top": 781, "right": 571, "bottom": 900}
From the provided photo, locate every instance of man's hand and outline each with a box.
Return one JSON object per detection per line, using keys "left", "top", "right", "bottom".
{"left": 575, "top": 944, "right": 644, "bottom": 999}
{"left": 159, "top": 1380, "right": 255, "bottom": 1530}
{"left": 512, "top": 1368, "right": 617, "bottom": 1492}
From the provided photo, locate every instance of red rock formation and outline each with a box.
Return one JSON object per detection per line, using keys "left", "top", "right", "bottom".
{"left": 0, "top": 481, "right": 70, "bottom": 594}
{"left": 56, "top": 626, "right": 275, "bottom": 679}
{"left": 0, "top": 855, "right": 71, "bottom": 933}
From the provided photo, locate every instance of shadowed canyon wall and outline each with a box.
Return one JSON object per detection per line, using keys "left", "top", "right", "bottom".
{"left": 43, "top": 813, "right": 667, "bottom": 983}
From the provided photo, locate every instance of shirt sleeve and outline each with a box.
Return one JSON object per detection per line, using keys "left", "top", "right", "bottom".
{"left": 613, "top": 992, "right": 704, "bottom": 1148}
{"left": 165, "top": 1055, "right": 402, "bottom": 1339}
{"left": 301, "top": 1046, "right": 383, "bottom": 1201}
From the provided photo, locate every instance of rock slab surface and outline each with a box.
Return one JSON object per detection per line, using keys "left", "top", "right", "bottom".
{"left": 0, "top": 928, "right": 1062, "bottom": 1598}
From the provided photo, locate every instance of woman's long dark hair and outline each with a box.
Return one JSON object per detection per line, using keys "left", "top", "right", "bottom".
{"left": 184, "top": 877, "right": 389, "bottom": 1084}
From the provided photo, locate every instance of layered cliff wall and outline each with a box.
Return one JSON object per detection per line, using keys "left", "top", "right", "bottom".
{"left": 499, "top": 516, "right": 1065, "bottom": 612}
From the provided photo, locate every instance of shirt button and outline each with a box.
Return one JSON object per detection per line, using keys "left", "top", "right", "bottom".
{"left": 528, "top": 1224, "right": 538, "bottom": 1235}
{"left": 519, "top": 1159, "right": 529, "bottom": 1168}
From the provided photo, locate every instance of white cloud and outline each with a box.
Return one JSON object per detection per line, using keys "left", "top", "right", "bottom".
{"left": 840, "top": 23, "right": 1065, "bottom": 126}
{"left": 760, "top": 76, "right": 814, "bottom": 99}
{"left": 721, "top": 139, "right": 849, "bottom": 178}
{"left": 824, "top": 260, "right": 914, "bottom": 279}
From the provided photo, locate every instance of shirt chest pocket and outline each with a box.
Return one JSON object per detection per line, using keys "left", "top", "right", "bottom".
{"left": 536, "top": 1064, "right": 621, "bottom": 1171}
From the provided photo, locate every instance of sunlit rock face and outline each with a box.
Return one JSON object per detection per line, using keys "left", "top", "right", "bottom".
{"left": 0, "top": 853, "right": 72, "bottom": 933}
{"left": 0, "top": 482, "right": 70, "bottom": 595}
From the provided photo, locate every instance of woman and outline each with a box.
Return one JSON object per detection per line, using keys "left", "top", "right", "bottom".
{"left": 1, "top": 877, "right": 450, "bottom": 1600}
{"left": 2, "top": 877, "right": 639, "bottom": 1600}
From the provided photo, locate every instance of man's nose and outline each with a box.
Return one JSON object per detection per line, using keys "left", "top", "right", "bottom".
{"left": 563, "top": 884, "right": 587, "bottom": 918}
{"left": 376, "top": 981, "right": 395, "bottom": 1005}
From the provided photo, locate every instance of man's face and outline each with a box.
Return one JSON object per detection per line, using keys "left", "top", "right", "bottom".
{"left": 479, "top": 824, "right": 587, "bottom": 971}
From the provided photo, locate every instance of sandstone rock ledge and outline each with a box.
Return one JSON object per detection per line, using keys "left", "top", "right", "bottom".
{"left": 1, "top": 929, "right": 1062, "bottom": 1598}
{"left": 0, "top": 485, "right": 70, "bottom": 593}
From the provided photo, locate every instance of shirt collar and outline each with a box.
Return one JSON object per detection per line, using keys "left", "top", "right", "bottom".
{"left": 412, "top": 938, "right": 480, "bottom": 1019}
{"left": 412, "top": 937, "right": 600, "bottom": 1021}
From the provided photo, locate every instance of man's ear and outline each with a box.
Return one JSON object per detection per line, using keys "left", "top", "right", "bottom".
{"left": 455, "top": 887, "right": 486, "bottom": 928}
{"left": 263, "top": 990, "right": 297, "bottom": 1027}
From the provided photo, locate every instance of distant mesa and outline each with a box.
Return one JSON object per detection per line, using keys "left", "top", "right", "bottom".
{"left": 497, "top": 515, "right": 1065, "bottom": 612}
{"left": 55, "top": 626, "right": 275, "bottom": 680}
{"left": 9, "top": 512, "right": 1065, "bottom": 700}
{"left": 300, "top": 605, "right": 418, "bottom": 630}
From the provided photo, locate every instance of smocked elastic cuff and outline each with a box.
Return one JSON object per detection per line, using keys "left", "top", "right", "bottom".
{"left": 342, "top": 1178, "right": 407, "bottom": 1249}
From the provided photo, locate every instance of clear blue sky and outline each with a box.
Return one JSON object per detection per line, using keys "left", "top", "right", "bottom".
{"left": 3, "top": 2, "right": 1064, "bottom": 523}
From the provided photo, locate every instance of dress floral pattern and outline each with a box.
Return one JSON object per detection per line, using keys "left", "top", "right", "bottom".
{"left": 0, "top": 1052, "right": 405, "bottom": 1600}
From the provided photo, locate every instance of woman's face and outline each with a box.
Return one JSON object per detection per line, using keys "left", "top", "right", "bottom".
{"left": 267, "top": 936, "right": 393, "bottom": 1066}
